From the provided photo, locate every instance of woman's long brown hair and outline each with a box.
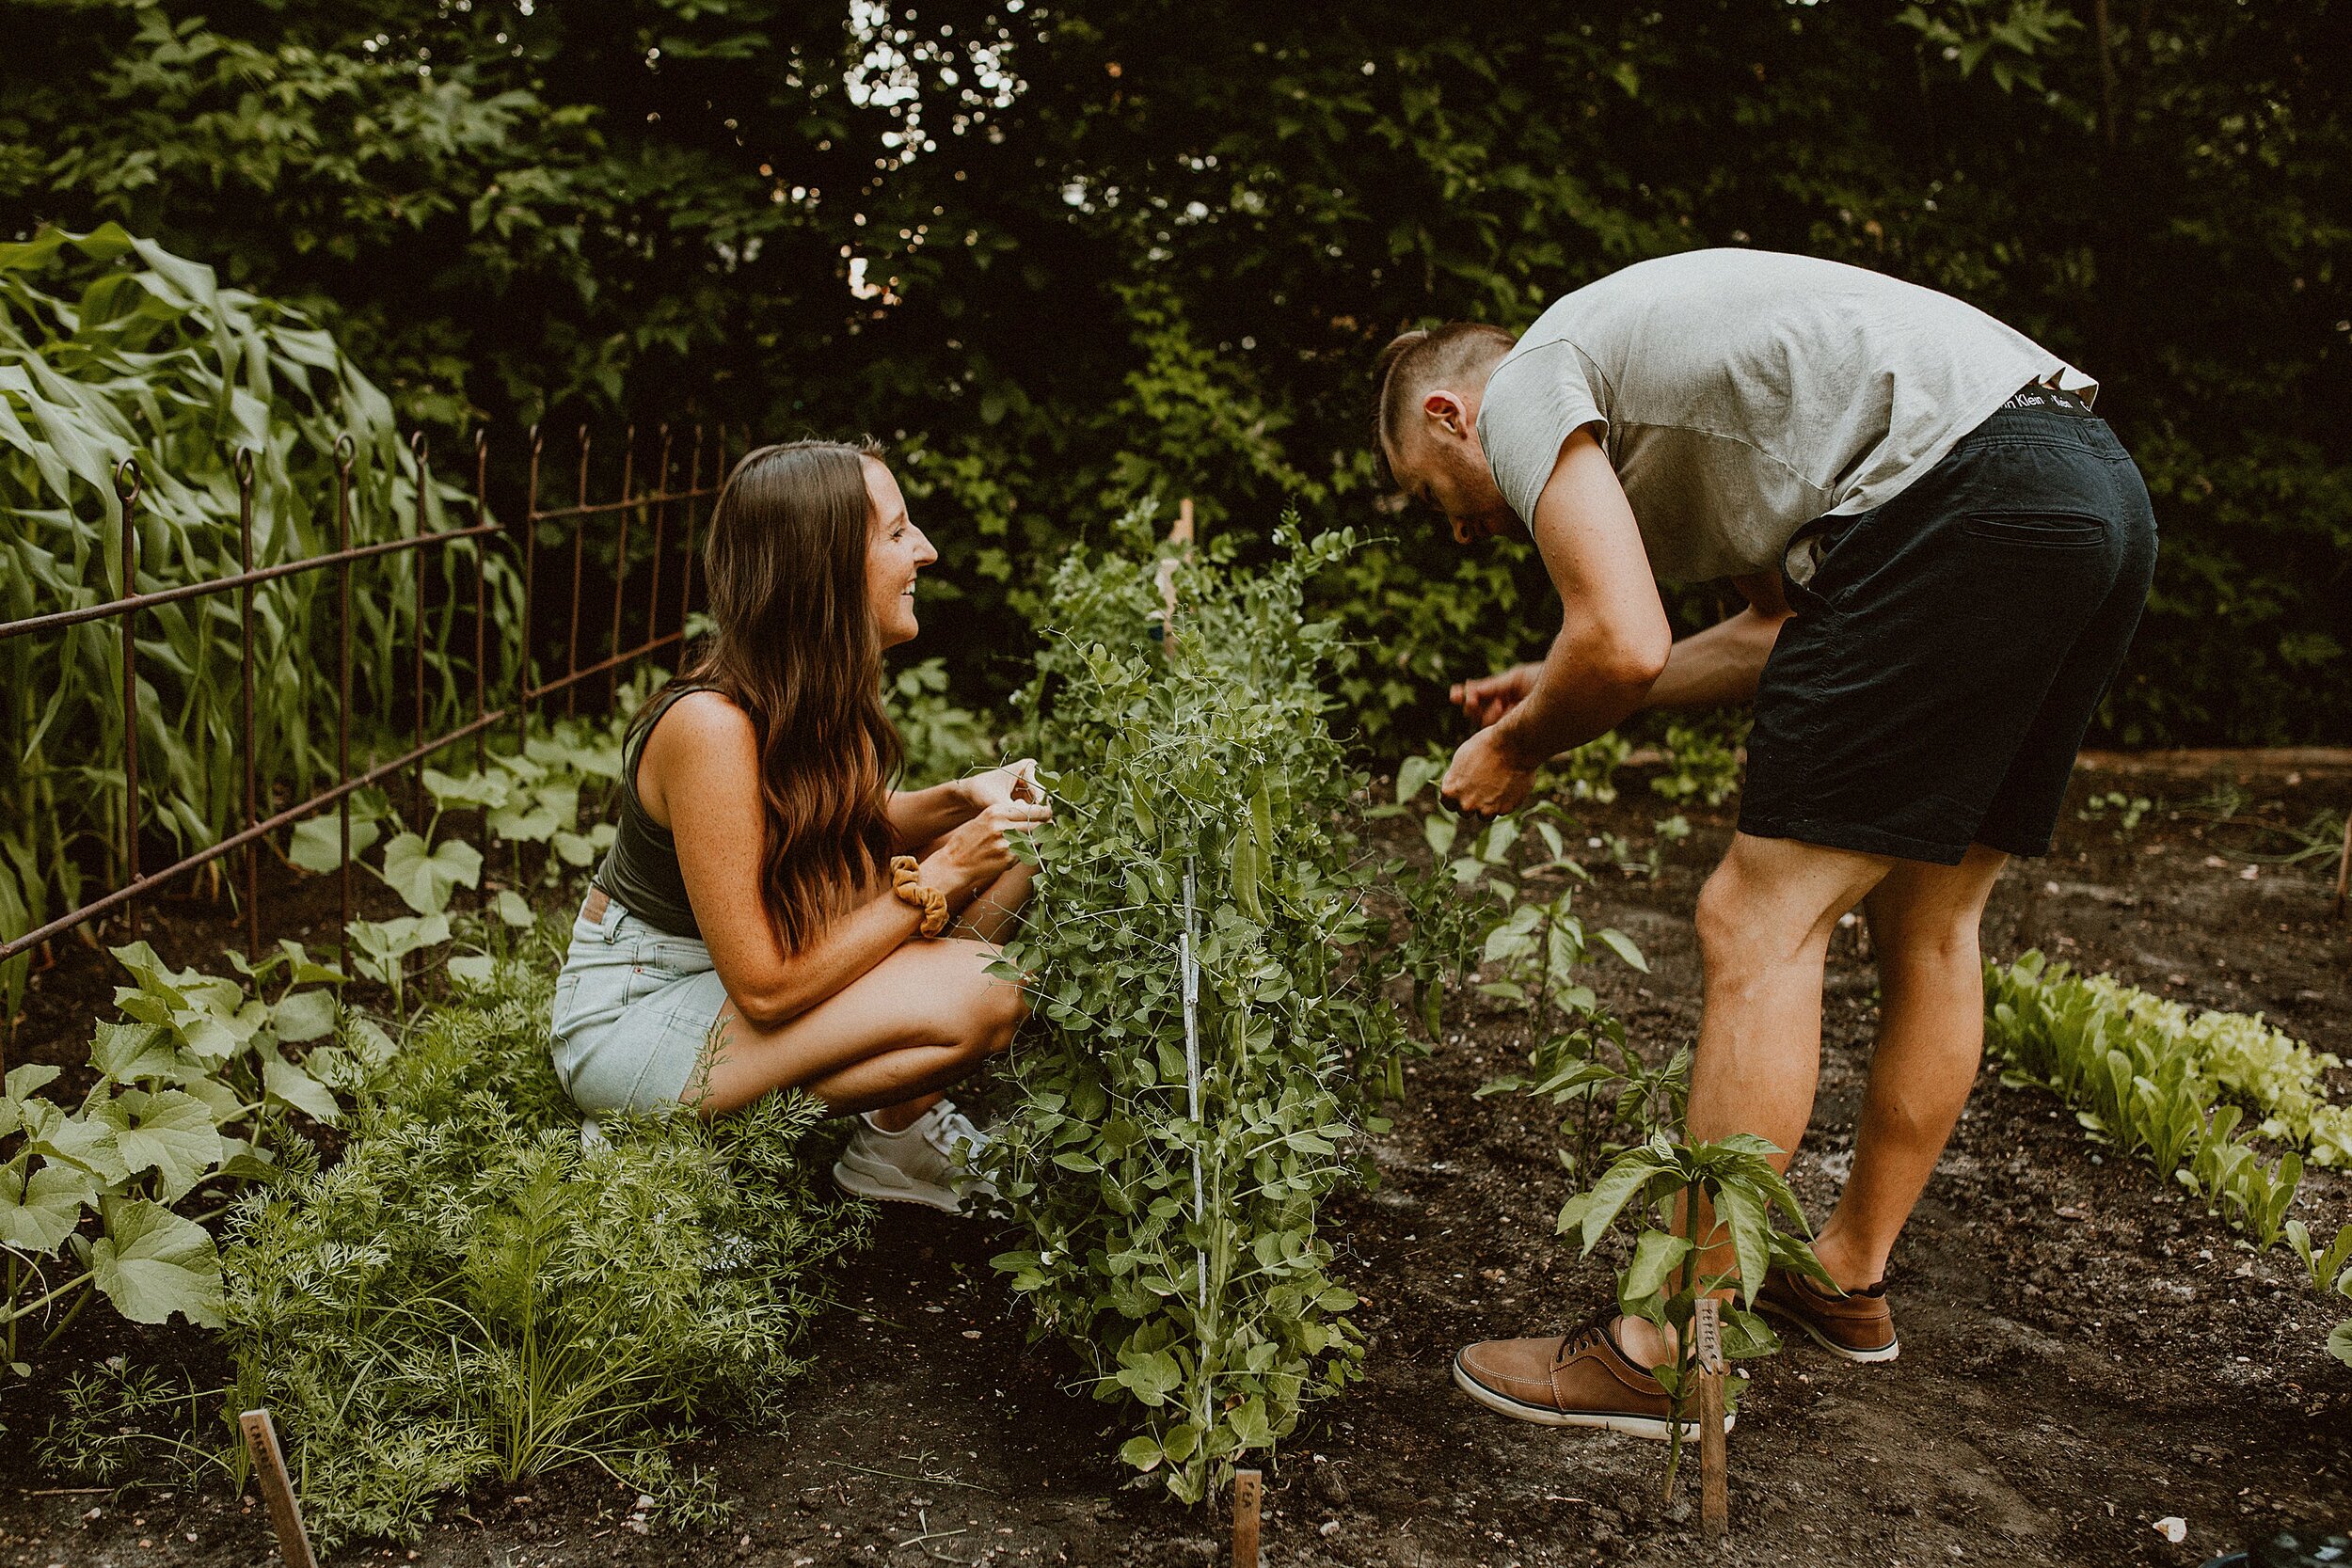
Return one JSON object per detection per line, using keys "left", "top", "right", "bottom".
{"left": 640, "top": 438, "right": 903, "bottom": 953}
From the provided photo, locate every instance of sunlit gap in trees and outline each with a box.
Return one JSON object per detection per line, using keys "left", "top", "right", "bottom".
{"left": 836, "top": 0, "right": 1031, "bottom": 302}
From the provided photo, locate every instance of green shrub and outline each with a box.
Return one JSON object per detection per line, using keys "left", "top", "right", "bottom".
{"left": 886, "top": 655, "right": 1002, "bottom": 788}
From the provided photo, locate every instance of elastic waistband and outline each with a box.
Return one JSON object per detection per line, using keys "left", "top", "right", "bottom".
{"left": 1995, "top": 380, "right": 2098, "bottom": 420}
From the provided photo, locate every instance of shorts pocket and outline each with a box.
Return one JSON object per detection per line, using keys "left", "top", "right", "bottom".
{"left": 1962, "top": 510, "right": 2108, "bottom": 547}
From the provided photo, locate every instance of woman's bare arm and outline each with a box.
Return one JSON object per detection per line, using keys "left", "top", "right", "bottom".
{"left": 643, "top": 692, "right": 1047, "bottom": 1027}
{"left": 887, "top": 780, "right": 978, "bottom": 850}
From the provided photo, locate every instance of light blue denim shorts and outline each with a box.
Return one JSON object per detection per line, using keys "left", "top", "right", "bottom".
{"left": 549, "top": 890, "right": 729, "bottom": 1114}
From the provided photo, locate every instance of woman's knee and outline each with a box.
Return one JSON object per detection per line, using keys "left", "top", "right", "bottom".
{"left": 930, "top": 938, "right": 1024, "bottom": 1053}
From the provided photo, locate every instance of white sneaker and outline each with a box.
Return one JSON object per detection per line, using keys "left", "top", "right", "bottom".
{"left": 832, "top": 1101, "right": 997, "bottom": 1214}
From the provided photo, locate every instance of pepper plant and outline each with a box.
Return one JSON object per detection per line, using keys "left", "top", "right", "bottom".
{"left": 1557, "top": 1132, "right": 1833, "bottom": 1492}
{"left": 986, "top": 514, "right": 1422, "bottom": 1502}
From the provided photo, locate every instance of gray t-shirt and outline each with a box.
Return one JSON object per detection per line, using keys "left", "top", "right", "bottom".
{"left": 1475, "top": 248, "right": 2093, "bottom": 583}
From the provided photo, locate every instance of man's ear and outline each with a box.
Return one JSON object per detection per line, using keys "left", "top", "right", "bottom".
{"left": 1421, "top": 388, "right": 1470, "bottom": 441}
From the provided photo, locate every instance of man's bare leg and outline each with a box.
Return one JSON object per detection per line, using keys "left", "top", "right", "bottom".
{"left": 1616, "top": 831, "right": 1889, "bottom": 1367}
{"left": 1806, "top": 844, "right": 2008, "bottom": 1289}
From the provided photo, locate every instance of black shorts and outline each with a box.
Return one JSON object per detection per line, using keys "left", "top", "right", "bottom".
{"left": 1740, "top": 386, "right": 2158, "bottom": 866}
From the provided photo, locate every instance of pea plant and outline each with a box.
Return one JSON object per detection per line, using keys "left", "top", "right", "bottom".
{"left": 985, "top": 515, "right": 1420, "bottom": 1502}
{"left": 1379, "top": 756, "right": 1671, "bottom": 1172}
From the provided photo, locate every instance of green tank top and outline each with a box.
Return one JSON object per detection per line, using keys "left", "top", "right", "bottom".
{"left": 590, "top": 682, "right": 713, "bottom": 940}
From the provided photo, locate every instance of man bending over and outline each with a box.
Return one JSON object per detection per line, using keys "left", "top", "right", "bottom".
{"left": 1375, "top": 247, "right": 2155, "bottom": 1439}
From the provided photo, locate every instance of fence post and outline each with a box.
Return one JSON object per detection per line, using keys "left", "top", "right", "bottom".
{"left": 115, "top": 458, "right": 142, "bottom": 942}
{"left": 645, "top": 423, "right": 674, "bottom": 671}
{"left": 409, "top": 432, "right": 431, "bottom": 826}
{"left": 608, "top": 424, "right": 637, "bottom": 705}
{"left": 332, "top": 436, "right": 355, "bottom": 981}
{"left": 471, "top": 430, "right": 489, "bottom": 779}
{"left": 565, "top": 424, "right": 590, "bottom": 718}
{"left": 236, "top": 449, "right": 262, "bottom": 957}
{"left": 679, "top": 424, "right": 705, "bottom": 643}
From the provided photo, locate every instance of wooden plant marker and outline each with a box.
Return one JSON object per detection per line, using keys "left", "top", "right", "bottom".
{"left": 238, "top": 1409, "right": 320, "bottom": 1568}
{"left": 1154, "top": 498, "right": 1197, "bottom": 641}
{"left": 1232, "top": 1467, "right": 1263, "bottom": 1568}
{"left": 1692, "top": 1297, "right": 1729, "bottom": 1540}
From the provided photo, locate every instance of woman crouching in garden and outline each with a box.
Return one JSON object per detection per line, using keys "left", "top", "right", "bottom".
{"left": 548, "top": 439, "right": 1047, "bottom": 1214}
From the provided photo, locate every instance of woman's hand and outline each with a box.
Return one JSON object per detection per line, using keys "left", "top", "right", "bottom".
{"left": 961, "top": 757, "right": 1042, "bottom": 816}
{"left": 921, "top": 794, "right": 1053, "bottom": 899}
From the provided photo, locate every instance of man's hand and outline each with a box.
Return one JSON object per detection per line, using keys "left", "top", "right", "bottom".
{"left": 1449, "top": 663, "right": 1541, "bottom": 728}
{"left": 1439, "top": 724, "right": 1537, "bottom": 818}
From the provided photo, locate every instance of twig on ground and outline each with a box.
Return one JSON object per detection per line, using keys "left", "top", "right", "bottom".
{"left": 826, "top": 1460, "right": 997, "bottom": 1494}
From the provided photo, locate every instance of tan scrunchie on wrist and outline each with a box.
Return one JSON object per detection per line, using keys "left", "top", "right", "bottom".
{"left": 890, "top": 855, "right": 951, "bottom": 938}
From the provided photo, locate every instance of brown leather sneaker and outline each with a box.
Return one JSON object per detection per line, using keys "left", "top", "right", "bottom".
{"left": 1756, "top": 1264, "right": 1899, "bottom": 1362}
{"left": 1452, "top": 1315, "right": 1733, "bottom": 1441}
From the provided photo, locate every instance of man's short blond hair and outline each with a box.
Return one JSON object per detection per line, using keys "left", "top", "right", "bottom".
{"left": 1371, "top": 322, "right": 1517, "bottom": 483}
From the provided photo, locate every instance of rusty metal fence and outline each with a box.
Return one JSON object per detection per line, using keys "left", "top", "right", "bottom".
{"left": 0, "top": 421, "right": 739, "bottom": 984}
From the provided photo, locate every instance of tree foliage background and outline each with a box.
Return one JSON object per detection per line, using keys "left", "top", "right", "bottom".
{"left": 4, "top": 0, "right": 2345, "bottom": 747}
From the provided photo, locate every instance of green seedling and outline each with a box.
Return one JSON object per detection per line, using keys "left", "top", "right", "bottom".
{"left": 1557, "top": 1132, "right": 1827, "bottom": 1493}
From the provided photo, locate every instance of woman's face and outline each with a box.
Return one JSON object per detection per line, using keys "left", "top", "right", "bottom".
{"left": 864, "top": 457, "right": 936, "bottom": 649}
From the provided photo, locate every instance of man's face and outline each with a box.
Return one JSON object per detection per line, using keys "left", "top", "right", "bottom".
{"left": 1385, "top": 389, "right": 1518, "bottom": 545}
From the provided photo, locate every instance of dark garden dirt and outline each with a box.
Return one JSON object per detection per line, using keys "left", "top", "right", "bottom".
{"left": 5, "top": 760, "right": 2348, "bottom": 1568}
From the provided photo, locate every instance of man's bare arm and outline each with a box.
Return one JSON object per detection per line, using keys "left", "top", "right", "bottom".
{"left": 1488, "top": 427, "right": 1673, "bottom": 765}
{"left": 1642, "top": 572, "right": 1792, "bottom": 710}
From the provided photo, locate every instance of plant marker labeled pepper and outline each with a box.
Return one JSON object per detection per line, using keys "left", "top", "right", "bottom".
{"left": 1694, "top": 1295, "right": 1729, "bottom": 1538}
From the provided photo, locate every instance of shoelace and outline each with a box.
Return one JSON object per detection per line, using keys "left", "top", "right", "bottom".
{"left": 1554, "top": 1307, "right": 1620, "bottom": 1365}
{"left": 918, "top": 1104, "right": 987, "bottom": 1164}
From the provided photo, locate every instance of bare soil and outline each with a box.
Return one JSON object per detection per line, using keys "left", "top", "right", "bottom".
{"left": 6, "top": 761, "right": 2348, "bottom": 1568}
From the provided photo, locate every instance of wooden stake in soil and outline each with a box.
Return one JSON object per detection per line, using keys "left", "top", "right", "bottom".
{"left": 1232, "top": 1468, "right": 1263, "bottom": 1568}
{"left": 238, "top": 1409, "right": 320, "bottom": 1568}
{"left": 1692, "top": 1297, "right": 1729, "bottom": 1539}
{"left": 2331, "top": 805, "right": 2350, "bottom": 919}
